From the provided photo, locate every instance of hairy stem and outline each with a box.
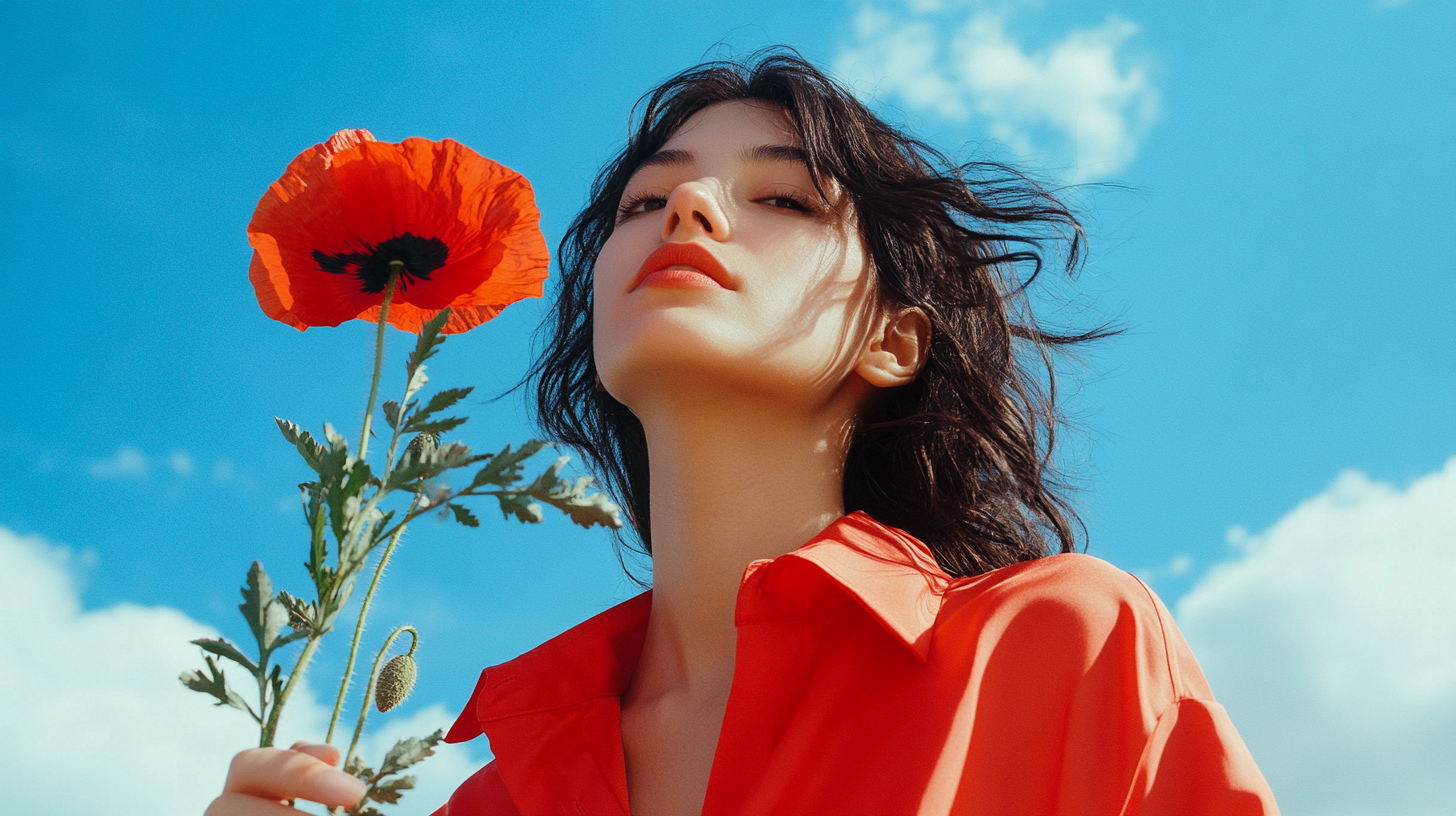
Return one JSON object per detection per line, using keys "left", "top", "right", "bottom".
{"left": 330, "top": 306, "right": 421, "bottom": 589}
{"left": 255, "top": 659, "right": 270, "bottom": 746}
{"left": 346, "top": 626, "right": 418, "bottom": 767}
{"left": 357, "top": 263, "right": 402, "bottom": 462}
{"left": 326, "top": 495, "right": 420, "bottom": 743}
{"left": 261, "top": 635, "right": 321, "bottom": 747}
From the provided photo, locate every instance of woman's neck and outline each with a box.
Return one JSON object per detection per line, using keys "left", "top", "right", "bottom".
{"left": 616, "top": 376, "right": 871, "bottom": 816}
{"left": 628, "top": 384, "right": 863, "bottom": 702}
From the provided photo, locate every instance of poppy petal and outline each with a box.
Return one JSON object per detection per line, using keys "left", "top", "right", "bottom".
{"left": 247, "top": 130, "right": 549, "bottom": 334}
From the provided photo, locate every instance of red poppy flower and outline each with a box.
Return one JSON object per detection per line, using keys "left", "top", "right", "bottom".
{"left": 248, "top": 129, "right": 550, "bottom": 334}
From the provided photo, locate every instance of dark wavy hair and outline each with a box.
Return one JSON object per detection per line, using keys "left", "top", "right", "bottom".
{"left": 532, "top": 50, "right": 1112, "bottom": 578}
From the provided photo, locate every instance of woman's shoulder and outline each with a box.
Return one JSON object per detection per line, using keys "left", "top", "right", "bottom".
{"left": 945, "top": 551, "right": 1158, "bottom": 616}
{"left": 934, "top": 552, "right": 1212, "bottom": 700}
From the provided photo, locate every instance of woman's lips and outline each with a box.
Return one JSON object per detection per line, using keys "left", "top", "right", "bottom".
{"left": 631, "top": 242, "right": 734, "bottom": 291}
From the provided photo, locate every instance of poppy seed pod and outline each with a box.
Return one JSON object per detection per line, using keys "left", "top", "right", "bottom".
{"left": 375, "top": 654, "right": 418, "bottom": 713}
{"left": 405, "top": 431, "right": 439, "bottom": 462}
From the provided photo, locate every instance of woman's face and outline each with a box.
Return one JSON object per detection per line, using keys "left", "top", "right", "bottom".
{"left": 593, "top": 100, "right": 877, "bottom": 414}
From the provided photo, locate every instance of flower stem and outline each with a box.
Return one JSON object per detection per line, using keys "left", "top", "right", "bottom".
{"left": 357, "top": 262, "right": 402, "bottom": 462}
{"left": 325, "top": 494, "right": 420, "bottom": 744}
{"left": 345, "top": 626, "right": 418, "bottom": 767}
{"left": 261, "top": 634, "right": 322, "bottom": 747}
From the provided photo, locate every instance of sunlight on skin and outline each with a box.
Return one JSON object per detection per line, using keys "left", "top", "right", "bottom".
{"left": 594, "top": 101, "right": 877, "bottom": 410}
{"left": 593, "top": 100, "right": 930, "bottom": 816}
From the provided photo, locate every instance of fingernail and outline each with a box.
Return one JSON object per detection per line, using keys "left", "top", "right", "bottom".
{"left": 315, "top": 769, "right": 368, "bottom": 802}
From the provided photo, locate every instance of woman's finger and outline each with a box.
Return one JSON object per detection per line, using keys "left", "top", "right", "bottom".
{"left": 222, "top": 747, "right": 366, "bottom": 806}
{"left": 288, "top": 741, "right": 342, "bottom": 767}
{"left": 204, "top": 791, "right": 307, "bottom": 816}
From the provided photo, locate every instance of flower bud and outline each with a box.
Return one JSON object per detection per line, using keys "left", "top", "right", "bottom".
{"left": 277, "top": 591, "right": 310, "bottom": 631}
{"left": 405, "top": 432, "right": 439, "bottom": 463}
{"left": 375, "top": 654, "right": 418, "bottom": 713}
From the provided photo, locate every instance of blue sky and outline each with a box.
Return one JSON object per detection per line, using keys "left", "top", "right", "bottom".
{"left": 1, "top": 2, "right": 1452, "bottom": 814}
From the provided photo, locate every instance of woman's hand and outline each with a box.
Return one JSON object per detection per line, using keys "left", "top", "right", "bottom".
{"left": 205, "top": 741, "right": 367, "bottom": 815}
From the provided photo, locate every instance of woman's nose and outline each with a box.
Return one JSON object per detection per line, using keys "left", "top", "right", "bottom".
{"left": 662, "top": 181, "right": 730, "bottom": 242}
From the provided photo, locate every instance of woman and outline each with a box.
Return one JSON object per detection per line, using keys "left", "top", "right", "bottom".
{"left": 210, "top": 53, "right": 1278, "bottom": 816}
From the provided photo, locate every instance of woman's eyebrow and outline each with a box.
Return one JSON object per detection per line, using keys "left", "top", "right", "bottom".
{"left": 739, "top": 144, "right": 809, "bottom": 166}
{"left": 635, "top": 148, "right": 695, "bottom": 172}
{"left": 633, "top": 144, "right": 809, "bottom": 175}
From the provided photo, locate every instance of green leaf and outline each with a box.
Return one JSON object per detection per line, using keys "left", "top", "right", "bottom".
{"left": 406, "top": 309, "right": 451, "bottom": 376}
{"left": 382, "top": 400, "right": 402, "bottom": 430}
{"left": 510, "top": 454, "right": 624, "bottom": 530}
{"left": 447, "top": 503, "right": 480, "bottom": 528}
{"left": 377, "top": 730, "right": 443, "bottom": 777}
{"left": 327, "top": 459, "right": 377, "bottom": 545}
{"left": 405, "top": 415, "right": 468, "bottom": 436}
{"left": 343, "top": 754, "right": 373, "bottom": 780}
{"left": 306, "top": 500, "right": 330, "bottom": 590}
{"left": 365, "top": 509, "right": 397, "bottom": 550}
{"left": 403, "top": 365, "right": 430, "bottom": 403}
{"left": 190, "top": 637, "right": 259, "bottom": 676}
{"left": 297, "top": 481, "right": 319, "bottom": 524}
{"left": 323, "top": 422, "right": 345, "bottom": 446}
{"left": 468, "top": 440, "right": 549, "bottom": 490}
{"left": 276, "top": 418, "right": 325, "bottom": 473}
{"left": 524, "top": 455, "right": 569, "bottom": 493}
{"left": 495, "top": 492, "right": 544, "bottom": 524}
{"left": 404, "top": 386, "right": 473, "bottom": 429}
{"left": 535, "top": 480, "right": 624, "bottom": 530}
{"left": 180, "top": 656, "right": 255, "bottom": 719}
{"left": 366, "top": 775, "right": 417, "bottom": 804}
{"left": 239, "top": 562, "right": 288, "bottom": 658}
{"left": 385, "top": 441, "right": 483, "bottom": 491}
{"left": 314, "top": 424, "right": 352, "bottom": 514}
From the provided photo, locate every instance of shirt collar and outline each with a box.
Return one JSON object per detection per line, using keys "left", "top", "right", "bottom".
{"left": 445, "top": 511, "right": 950, "bottom": 743}
{"left": 742, "top": 510, "right": 952, "bottom": 662}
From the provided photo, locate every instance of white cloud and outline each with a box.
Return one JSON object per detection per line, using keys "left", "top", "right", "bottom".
{"left": 1175, "top": 458, "right": 1456, "bottom": 815}
{"left": 1168, "top": 553, "right": 1193, "bottom": 576}
{"left": 0, "top": 526, "right": 488, "bottom": 816}
{"left": 86, "top": 445, "right": 149, "bottom": 479}
{"left": 169, "top": 449, "right": 195, "bottom": 477}
{"left": 212, "top": 457, "right": 236, "bottom": 482}
{"left": 835, "top": 3, "right": 1159, "bottom": 181}
{"left": 1133, "top": 552, "right": 1195, "bottom": 586}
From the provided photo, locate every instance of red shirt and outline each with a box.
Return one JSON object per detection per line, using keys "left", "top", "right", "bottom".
{"left": 436, "top": 512, "right": 1278, "bottom": 815}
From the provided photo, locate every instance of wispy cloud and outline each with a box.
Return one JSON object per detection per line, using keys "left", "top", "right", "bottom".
{"left": 1175, "top": 457, "right": 1456, "bottom": 813}
{"left": 835, "top": 2, "right": 1159, "bottom": 181}
{"left": 1133, "top": 551, "right": 1195, "bottom": 586}
{"left": 168, "top": 449, "right": 195, "bottom": 477}
{"left": 0, "top": 526, "right": 489, "bottom": 815}
{"left": 86, "top": 445, "right": 149, "bottom": 479}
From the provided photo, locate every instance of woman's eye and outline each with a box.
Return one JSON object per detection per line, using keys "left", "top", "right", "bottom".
{"left": 764, "top": 196, "right": 804, "bottom": 210}
{"left": 619, "top": 195, "right": 667, "bottom": 219}
{"left": 759, "top": 191, "right": 821, "bottom": 214}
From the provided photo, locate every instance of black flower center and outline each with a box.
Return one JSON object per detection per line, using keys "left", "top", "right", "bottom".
{"left": 312, "top": 233, "right": 450, "bottom": 294}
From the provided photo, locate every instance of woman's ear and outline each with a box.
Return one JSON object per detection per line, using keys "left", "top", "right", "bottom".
{"left": 855, "top": 306, "right": 931, "bottom": 388}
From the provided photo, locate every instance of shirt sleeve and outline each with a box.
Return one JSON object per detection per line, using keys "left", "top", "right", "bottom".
{"left": 1121, "top": 697, "right": 1279, "bottom": 816}
{"left": 943, "top": 555, "right": 1279, "bottom": 816}
{"left": 435, "top": 759, "right": 520, "bottom": 815}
